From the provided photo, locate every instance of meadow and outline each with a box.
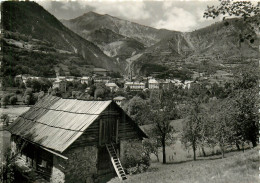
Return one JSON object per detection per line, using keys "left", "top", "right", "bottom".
{"left": 109, "top": 148, "right": 258, "bottom": 183}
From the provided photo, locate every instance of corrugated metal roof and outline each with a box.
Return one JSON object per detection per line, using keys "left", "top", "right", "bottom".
{"left": 8, "top": 95, "right": 112, "bottom": 153}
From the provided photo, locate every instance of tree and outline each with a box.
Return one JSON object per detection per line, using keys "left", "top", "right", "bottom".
{"left": 1, "top": 114, "right": 10, "bottom": 126}
{"left": 149, "top": 90, "right": 178, "bottom": 164}
{"left": 88, "top": 85, "right": 96, "bottom": 97}
{"left": 122, "top": 96, "right": 150, "bottom": 125}
{"left": 143, "top": 135, "right": 160, "bottom": 162}
{"left": 93, "top": 83, "right": 110, "bottom": 99}
{"left": 1, "top": 95, "right": 10, "bottom": 108}
{"left": 182, "top": 100, "right": 202, "bottom": 160}
{"left": 0, "top": 140, "right": 27, "bottom": 183}
{"left": 206, "top": 99, "right": 236, "bottom": 158}
{"left": 23, "top": 88, "right": 35, "bottom": 105}
{"left": 231, "top": 63, "right": 259, "bottom": 147}
{"left": 204, "top": 1, "right": 260, "bottom": 43}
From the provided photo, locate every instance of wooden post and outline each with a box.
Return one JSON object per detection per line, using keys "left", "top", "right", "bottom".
{"left": 116, "top": 118, "right": 119, "bottom": 144}
{"left": 99, "top": 119, "right": 102, "bottom": 146}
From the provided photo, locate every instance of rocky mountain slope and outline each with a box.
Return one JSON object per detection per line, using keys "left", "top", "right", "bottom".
{"left": 62, "top": 11, "right": 258, "bottom": 77}
{"left": 61, "top": 12, "right": 176, "bottom": 47}
{"left": 2, "top": 1, "right": 121, "bottom": 78}
{"left": 2, "top": 2, "right": 258, "bottom": 80}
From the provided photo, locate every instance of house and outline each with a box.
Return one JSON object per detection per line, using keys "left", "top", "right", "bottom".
{"left": 14, "top": 74, "right": 23, "bottom": 84}
{"left": 159, "top": 80, "right": 172, "bottom": 90}
{"left": 52, "top": 80, "right": 66, "bottom": 92}
{"left": 94, "top": 76, "right": 110, "bottom": 84}
{"left": 184, "top": 80, "right": 193, "bottom": 89}
{"left": 113, "top": 96, "right": 126, "bottom": 106}
{"left": 93, "top": 68, "right": 108, "bottom": 76}
{"left": 65, "top": 76, "right": 75, "bottom": 82}
{"left": 105, "top": 82, "right": 119, "bottom": 92}
{"left": 148, "top": 79, "right": 159, "bottom": 89}
{"left": 57, "top": 76, "right": 66, "bottom": 81}
{"left": 8, "top": 95, "right": 147, "bottom": 183}
{"left": 80, "top": 76, "right": 90, "bottom": 84}
{"left": 124, "top": 82, "right": 145, "bottom": 91}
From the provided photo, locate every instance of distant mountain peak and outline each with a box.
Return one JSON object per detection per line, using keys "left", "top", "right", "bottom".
{"left": 84, "top": 11, "right": 102, "bottom": 17}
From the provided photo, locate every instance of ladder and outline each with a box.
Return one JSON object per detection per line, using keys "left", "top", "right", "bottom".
{"left": 106, "top": 143, "right": 127, "bottom": 180}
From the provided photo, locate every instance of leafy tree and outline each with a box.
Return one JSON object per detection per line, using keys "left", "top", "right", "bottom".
{"left": 149, "top": 90, "right": 178, "bottom": 164}
{"left": 38, "top": 91, "right": 45, "bottom": 100}
{"left": 93, "top": 83, "right": 110, "bottom": 99}
{"left": 143, "top": 136, "right": 160, "bottom": 162}
{"left": 122, "top": 96, "right": 150, "bottom": 125}
{"left": 1, "top": 114, "right": 10, "bottom": 126}
{"left": 231, "top": 63, "right": 259, "bottom": 147}
{"left": 88, "top": 85, "right": 96, "bottom": 97}
{"left": 204, "top": 1, "right": 260, "bottom": 43}
{"left": 1, "top": 95, "right": 10, "bottom": 108}
{"left": 23, "top": 88, "right": 36, "bottom": 105}
{"left": 125, "top": 86, "right": 130, "bottom": 92}
{"left": 205, "top": 99, "right": 236, "bottom": 158}
{"left": 182, "top": 100, "right": 202, "bottom": 160}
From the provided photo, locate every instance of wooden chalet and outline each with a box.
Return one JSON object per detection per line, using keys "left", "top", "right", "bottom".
{"left": 8, "top": 95, "right": 147, "bottom": 183}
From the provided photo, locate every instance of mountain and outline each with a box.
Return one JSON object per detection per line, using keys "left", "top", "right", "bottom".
{"left": 2, "top": 2, "right": 258, "bottom": 81}
{"left": 129, "top": 18, "right": 258, "bottom": 76}
{"left": 62, "top": 11, "right": 258, "bottom": 78}
{"left": 188, "top": 18, "right": 258, "bottom": 58}
{"left": 61, "top": 12, "right": 177, "bottom": 47}
{"left": 80, "top": 28, "right": 145, "bottom": 61}
{"left": 2, "top": 1, "right": 121, "bottom": 79}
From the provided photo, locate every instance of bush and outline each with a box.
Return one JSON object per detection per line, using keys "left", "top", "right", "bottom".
{"left": 121, "top": 140, "right": 150, "bottom": 175}
{"left": 1, "top": 114, "right": 10, "bottom": 126}
{"left": 1, "top": 95, "right": 10, "bottom": 108}
{"left": 15, "top": 90, "right": 21, "bottom": 94}
{"left": 9, "top": 96, "right": 17, "bottom": 105}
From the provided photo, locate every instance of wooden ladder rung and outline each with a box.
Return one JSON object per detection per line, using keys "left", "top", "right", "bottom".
{"left": 106, "top": 143, "right": 127, "bottom": 180}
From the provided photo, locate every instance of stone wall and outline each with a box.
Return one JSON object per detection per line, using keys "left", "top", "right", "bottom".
{"left": 51, "top": 145, "right": 98, "bottom": 183}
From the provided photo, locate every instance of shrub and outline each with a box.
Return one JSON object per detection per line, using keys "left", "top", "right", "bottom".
{"left": 15, "top": 90, "right": 21, "bottom": 94}
{"left": 1, "top": 95, "right": 10, "bottom": 108}
{"left": 9, "top": 96, "right": 17, "bottom": 105}
{"left": 121, "top": 140, "right": 150, "bottom": 175}
{"left": 1, "top": 114, "right": 10, "bottom": 126}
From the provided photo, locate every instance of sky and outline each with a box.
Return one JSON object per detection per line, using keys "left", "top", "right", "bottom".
{"left": 37, "top": 0, "right": 225, "bottom": 32}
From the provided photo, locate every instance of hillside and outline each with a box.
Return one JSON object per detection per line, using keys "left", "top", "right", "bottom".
{"left": 83, "top": 28, "right": 145, "bottom": 61}
{"left": 2, "top": 1, "right": 121, "bottom": 79}
{"left": 109, "top": 149, "right": 258, "bottom": 183}
{"left": 61, "top": 11, "right": 177, "bottom": 47}
{"left": 62, "top": 11, "right": 258, "bottom": 77}
{"left": 2, "top": 2, "right": 258, "bottom": 80}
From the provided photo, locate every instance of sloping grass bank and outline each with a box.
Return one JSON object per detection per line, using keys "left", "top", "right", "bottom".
{"left": 109, "top": 149, "right": 258, "bottom": 183}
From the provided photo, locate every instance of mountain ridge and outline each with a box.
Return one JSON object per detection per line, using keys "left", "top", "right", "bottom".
{"left": 2, "top": 1, "right": 121, "bottom": 76}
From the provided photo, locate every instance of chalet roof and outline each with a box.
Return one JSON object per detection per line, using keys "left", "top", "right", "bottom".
{"left": 8, "top": 96, "right": 112, "bottom": 152}
{"left": 148, "top": 79, "right": 158, "bottom": 84}
{"left": 113, "top": 96, "right": 126, "bottom": 101}
{"left": 8, "top": 95, "right": 147, "bottom": 153}
{"left": 105, "top": 83, "right": 118, "bottom": 87}
{"left": 81, "top": 76, "right": 90, "bottom": 80}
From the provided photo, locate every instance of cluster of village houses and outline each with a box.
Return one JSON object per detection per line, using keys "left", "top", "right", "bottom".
{"left": 15, "top": 74, "right": 193, "bottom": 92}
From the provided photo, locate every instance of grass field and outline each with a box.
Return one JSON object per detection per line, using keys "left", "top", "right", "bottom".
{"left": 109, "top": 148, "right": 258, "bottom": 183}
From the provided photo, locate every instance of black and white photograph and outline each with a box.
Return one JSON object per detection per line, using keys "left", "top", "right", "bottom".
{"left": 0, "top": 0, "right": 259, "bottom": 183}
